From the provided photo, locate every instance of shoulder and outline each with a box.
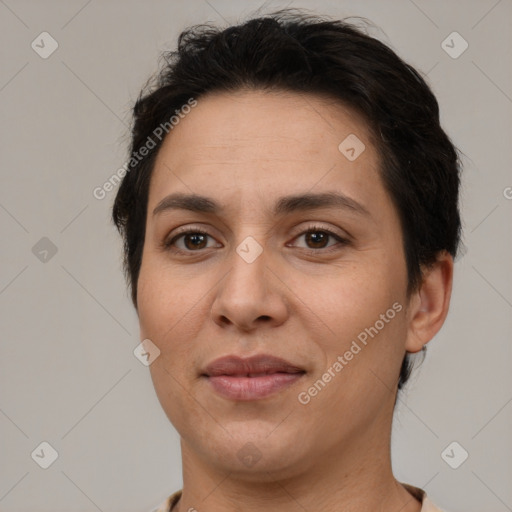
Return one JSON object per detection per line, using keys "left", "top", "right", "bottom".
{"left": 150, "top": 489, "right": 182, "bottom": 512}
{"left": 402, "top": 482, "right": 451, "bottom": 512}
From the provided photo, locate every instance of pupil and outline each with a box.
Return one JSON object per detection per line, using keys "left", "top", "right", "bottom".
{"left": 306, "top": 231, "right": 327, "bottom": 248}
{"left": 186, "top": 234, "right": 206, "bottom": 250}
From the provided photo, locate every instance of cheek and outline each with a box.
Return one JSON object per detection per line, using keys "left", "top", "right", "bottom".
{"left": 318, "top": 262, "right": 403, "bottom": 339}
{"left": 137, "top": 257, "right": 194, "bottom": 339}
{"left": 137, "top": 274, "right": 167, "bottom": 342}
{"left": 137, "top": 258, "right": 211, "bottom": 378}
{"left": 138, "top": 265, "right": 204, "bottom": 430}
{"left": 310, "top": 255, "right": 408, "bottom": 395}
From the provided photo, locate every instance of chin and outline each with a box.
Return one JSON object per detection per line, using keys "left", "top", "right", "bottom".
{"left": 194, "top": 421, "right": 310, "bottom": 478}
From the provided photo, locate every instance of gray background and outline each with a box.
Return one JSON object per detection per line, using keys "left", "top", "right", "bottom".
{"left": 1, "top": 1, "right": 511, "bottom": 511}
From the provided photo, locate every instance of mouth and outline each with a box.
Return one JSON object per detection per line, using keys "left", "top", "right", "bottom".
{"left": 202, "top": 354, "right": 306, "bottom": 401}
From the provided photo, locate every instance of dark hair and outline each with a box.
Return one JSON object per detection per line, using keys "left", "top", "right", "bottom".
{"left": 112, "top": 9, "right": 462, "bottom": 390}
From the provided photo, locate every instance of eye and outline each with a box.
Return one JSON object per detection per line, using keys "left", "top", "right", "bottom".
{"left": 163, "top": 228, "right": 220, "bottom": 254}
{"left": 290, "top": 225, "right": 349, "bottom": 253}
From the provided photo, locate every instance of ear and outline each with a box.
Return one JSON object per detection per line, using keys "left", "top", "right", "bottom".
{"left": 405, "top": 251, "right": 454, "bottom": 353}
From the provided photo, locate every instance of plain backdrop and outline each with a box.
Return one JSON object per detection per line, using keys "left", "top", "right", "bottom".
{"left": 1, "top": 1, "right": 511, "bottom": 511}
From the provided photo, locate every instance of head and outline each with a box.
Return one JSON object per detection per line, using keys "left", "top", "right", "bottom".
{"left": 113, "top": 10, "right": 461, "bottom": 478}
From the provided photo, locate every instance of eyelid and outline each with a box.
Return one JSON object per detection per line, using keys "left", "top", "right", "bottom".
{"left": 165, "top": 220, "right": 347, "bottom": 238}
{"left": 289, "top": 222, "right": 350, "bottom": 241}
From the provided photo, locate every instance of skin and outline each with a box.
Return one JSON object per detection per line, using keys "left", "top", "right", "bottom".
{"left": 137, "top": 89, "right": 454, "bottom": 512}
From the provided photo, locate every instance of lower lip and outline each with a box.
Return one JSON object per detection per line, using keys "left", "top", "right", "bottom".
{"left": 206, "top": 373, "right": 305, "bottom": 401}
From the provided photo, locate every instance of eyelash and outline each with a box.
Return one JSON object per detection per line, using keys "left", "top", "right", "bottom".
{"left": 162, "top": 225, "right": 349, "bottom": 256}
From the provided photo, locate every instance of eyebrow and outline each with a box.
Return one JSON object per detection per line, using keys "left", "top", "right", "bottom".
{"left": 152, "top": 191, "right": 371, "bottom": 218}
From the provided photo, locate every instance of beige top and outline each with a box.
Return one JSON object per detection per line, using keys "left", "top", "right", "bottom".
{"left": 151, "top": 483, "right": 448, "bottom": 511}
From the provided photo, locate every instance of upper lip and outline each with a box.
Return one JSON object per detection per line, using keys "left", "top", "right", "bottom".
{"left": 202, "top": 354, "right": 306, "bottom": 377}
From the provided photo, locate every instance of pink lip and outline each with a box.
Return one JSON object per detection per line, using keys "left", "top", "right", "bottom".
{"left": 202, "top": 354, "right": 306, "bottom": 401}
{"left": 207, "top": 374, "right": 304, "bottom": 400}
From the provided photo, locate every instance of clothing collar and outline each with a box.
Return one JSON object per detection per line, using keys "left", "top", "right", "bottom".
{"left": 157, "top": 483, "right": 443, "bottom": 512}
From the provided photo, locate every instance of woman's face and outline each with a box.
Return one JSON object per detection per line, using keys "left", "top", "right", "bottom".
{"left": 138, "top": 89, "right": 416, "bottom": 477}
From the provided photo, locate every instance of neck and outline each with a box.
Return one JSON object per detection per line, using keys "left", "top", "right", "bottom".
{"left": 173, "top": 417, "right": 421, "bottom": 512}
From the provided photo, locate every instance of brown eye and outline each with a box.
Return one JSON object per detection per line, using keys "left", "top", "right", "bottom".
{"left": 181, "top": 232, "right": 209, "bottom": 250}
{"left": 164, "top": 230, "right": 218, "bottom": 253}
{"left": 304, "top": 231, "right": 330, "bottom": 249}
{"left": 292, "top": 226, "right": 348, "bottom": 252}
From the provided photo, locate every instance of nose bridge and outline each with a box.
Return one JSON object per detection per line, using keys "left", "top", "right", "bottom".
{"left": 225, "top": 233, "right": 269, "bottom": 300}
{"left": 211, "top": 230, "right": 288, "bottom": 330}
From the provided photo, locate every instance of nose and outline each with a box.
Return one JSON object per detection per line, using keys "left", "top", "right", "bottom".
{"left": 210, "top": 239, "right": 289, "bottom": 332}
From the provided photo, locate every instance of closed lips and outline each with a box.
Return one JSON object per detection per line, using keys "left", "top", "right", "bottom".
{"left": 202, "top": 355, "right": 306, "bottom": 377}
{"left": 202, "top": 354, "right": 306, "bottom": 401}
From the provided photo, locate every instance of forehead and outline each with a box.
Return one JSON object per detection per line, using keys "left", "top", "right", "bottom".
{"left": 148, "top": 89, "right": 386, "bottom": 216}
{"left": 158, "top": 89, "right": 374, "bottom": 160}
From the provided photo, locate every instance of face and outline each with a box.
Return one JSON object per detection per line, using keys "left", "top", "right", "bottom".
{"left": 138, "top": 89, "right": 413, "bottom": 478}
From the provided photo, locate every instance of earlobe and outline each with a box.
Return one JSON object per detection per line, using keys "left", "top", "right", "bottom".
{"left": 405, "top": 251, "right": 454, "bottom": 353}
